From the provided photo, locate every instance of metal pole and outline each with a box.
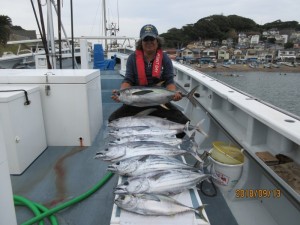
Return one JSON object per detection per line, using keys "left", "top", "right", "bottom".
{"left": 37, "top": 0, "right": 52, "bottom": 69}
{"left": 30, "top": 0, "right": 43, "bottom": 39}
{"left": 57, "top": 0, "right": 62, "bottom": 69}
{"left": 70, "top": 0, "right": 75, "bottom": 69}
{"left": 103, "top": 0, "right": 107, "bottom": 52}
{"left": 47, "top": 0, "right": 56, "bottom": 68}
{"left": 51, "top": 1, "right": 78, "bottom": 68}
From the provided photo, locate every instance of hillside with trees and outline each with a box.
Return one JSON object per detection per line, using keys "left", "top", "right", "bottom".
{"left": 0, "top": 15, "right": 37, "bottom": 55}
{"left": 0, "top": 15, "right": 12, "bottom": 46}
{"left": 1, "top": 14, "right": 300, "bottom": 50}
{"left": 160, "top": 15, "right": 300, "bottom": 48}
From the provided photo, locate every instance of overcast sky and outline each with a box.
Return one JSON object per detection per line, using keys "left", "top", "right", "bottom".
{"left": 1, "top": 0, "right": 299, "bottom": 39}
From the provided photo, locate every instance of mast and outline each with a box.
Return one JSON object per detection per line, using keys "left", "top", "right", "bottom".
{"left": 70, "top": 0, "right": 75, "bottom": 69}
{"left": 47, "top": 0, "right": 56, "bottom": 68}
{"left": 102, "top": 0, "right": 107, "bottom": 52}
{"left": 57, "top": 0, "right": 62, "bottom": 69}
{"left": 102, "top": 0, "right": 120, "bottom": 52}
{"left": 33, "top": 0, "right": 52, "bottom": 69}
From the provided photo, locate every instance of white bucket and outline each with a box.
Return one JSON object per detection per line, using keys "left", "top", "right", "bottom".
{"left": 209, "top": 155, "right": 244, "bottom": 192}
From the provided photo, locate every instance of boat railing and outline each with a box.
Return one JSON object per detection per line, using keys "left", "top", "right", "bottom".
{"left": 172, "top": 60, "right": 300, "bottom": 206}
{"left": 17, "top": 49, "right": 34, "bottom": 55}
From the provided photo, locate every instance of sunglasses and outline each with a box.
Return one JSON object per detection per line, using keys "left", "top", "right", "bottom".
{"left": 143, "top": 36, "right": 156, "bottom": 42}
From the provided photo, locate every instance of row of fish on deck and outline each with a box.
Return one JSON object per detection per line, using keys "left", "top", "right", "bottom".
{"left": 94, "top": 86, "right": 211, "bottom": 222}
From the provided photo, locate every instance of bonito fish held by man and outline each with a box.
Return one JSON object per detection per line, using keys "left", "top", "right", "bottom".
{"left": 115, "top": 85, "right": 199, "bottom": 107}
{"left": 107, "top": 155, "right": 198, "bottom": 176}
{"left": 95, "top": 141, "right": 202, "bottom": 162}
{"left": 114, "top": 169, "right": 210, "bottom": 195}
{"left": 114, "top": 194, "right": 207, "bottom": 222}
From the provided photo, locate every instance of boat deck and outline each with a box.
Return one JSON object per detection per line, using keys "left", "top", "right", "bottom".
{"left": 11, "top": 67, "right": 297, "bottom": 225}
{"left": 9, "top": 70, "right": 240, "bottom": 225}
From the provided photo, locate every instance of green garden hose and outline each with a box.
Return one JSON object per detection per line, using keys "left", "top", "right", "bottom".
{"left": 14, "top": 172, "right": 114, "bottom": 225}
{"left": 14, "top": 195, "right": 58, "bottom": 225}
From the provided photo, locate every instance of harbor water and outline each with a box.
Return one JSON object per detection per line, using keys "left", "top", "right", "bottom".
{"left": 207, "top": 72, "right": 300, "bottom": 117}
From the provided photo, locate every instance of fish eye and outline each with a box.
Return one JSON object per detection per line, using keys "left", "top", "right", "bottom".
{"left": 117, "top": 138, "right": 120, "bottom": 141}
{"left": 120, "top": 195, "right": 125, "bottom": 200}
{"left": 105, "top": 148, "right": 108, "bottom": 151}
{"left": 124, "top": 181, "right": 129, "bottom": 185}
{"left": 116, "top": 162, "right": 120, "bottom": 165}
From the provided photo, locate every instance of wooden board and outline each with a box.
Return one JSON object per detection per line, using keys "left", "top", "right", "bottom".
{"left": 255, "top": 151, "right": 279, "bottom": 166}
{"left": 270, "top": 162, "right": 300, "bottom": 194}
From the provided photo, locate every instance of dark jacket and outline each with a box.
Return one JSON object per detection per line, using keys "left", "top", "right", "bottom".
{"left": 123, "top": 51, "right": 175, "bottom": 87}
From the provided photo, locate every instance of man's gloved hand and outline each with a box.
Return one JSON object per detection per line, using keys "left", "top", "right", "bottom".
{"left": 173, "top": 91, "right": 182, "bottom": 101}
{"left": 111, "top": 89, "right": 120, "bottom": 102}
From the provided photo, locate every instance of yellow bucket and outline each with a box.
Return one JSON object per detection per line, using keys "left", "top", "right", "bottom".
{"left": 211, "top": 141, "right": 244, "bottom": 165}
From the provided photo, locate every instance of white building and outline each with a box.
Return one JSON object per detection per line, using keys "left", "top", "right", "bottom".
{"left": 250, "top": 35, "right": 260, "bottom": 45}
{"left": 277, "top": 49, "right": 296, "bottom": 62}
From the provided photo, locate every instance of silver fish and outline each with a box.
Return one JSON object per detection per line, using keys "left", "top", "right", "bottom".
{"left": 95, "top": 141, "right": 202, "bottom": 162}
{"left": 108, "top": 122, "right": 207, "bottom": 139}
{"left": 108, "top": 116, "right": 207, "bottom": 137}
{"left": 108, "top": 115, "right": 188, "bottom": 129}
{"left": 114, "top": 169, "right": 210, "bottom": 195}
{"left": 108, "top": 134, "right": 183, "bottom": 146}
{"left": 107, "top": 155, "right": 198, "bottom": 176}
{"left": 115, "top": 85, "right": 199, "bottom": 107}
{"left": 108, "top": 126, "right": 180, "bottom": 138}
{"left": 115, "top": 194, "right": 207, "bottom": 222}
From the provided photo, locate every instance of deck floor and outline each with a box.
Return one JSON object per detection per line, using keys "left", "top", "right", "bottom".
{"left": 11, "top": 101, "right": 121, "bottom": 225}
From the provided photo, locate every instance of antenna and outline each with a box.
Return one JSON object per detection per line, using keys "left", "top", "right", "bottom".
{"left": 106, "top": 0, "right": 119, "bottom": 36}
{"left": 103, "top": 0, "right": 120, "bottom": 51}
{"left": 117, "top": 0, "right": 120, "bottom": 31}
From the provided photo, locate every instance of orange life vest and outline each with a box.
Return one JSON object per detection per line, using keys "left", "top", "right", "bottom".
{"left": 135, "top": 49, "right": 163, "bottom": 85}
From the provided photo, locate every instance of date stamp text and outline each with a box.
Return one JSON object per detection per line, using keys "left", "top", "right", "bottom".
{"left": 235, "top": 189, "right": 281, "bottom": 198}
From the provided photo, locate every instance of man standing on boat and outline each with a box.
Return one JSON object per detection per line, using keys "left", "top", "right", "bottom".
{"left": 109, "top": 24, "right": 189, "bottom": 136}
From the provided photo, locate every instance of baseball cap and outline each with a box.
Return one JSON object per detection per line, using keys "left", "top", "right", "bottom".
{"left": 140, "top": 24, "right": 159, "bottom": 40}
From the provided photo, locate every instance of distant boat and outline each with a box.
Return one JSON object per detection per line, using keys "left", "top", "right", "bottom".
{"left": 0, "top": 39, "right": 86, "bottom": 69}
{"left": 281, "top": 62, "right": 296, "bottom": 67}
{"left": 0, "top": 50, "right": 35, "bottom": 69}
{"left": 222, "top": 64, "right": 231, "bottom": 68}
{"left": 271, "top": 63, "right": 280, "bottom": 68}
{"left": 248, "top": 63, "right": 258, "bottom": 68}
{"left": 208, "top": 63, "right": 216, "bottom": 68}
{"left": 263, "top": 63, "right": 271, "bottom": 68}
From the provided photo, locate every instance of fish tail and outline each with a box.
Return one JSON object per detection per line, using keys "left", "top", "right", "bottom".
{"left": 195, "top": 119, "right": 208, "bottom": 138}
{"left": 135, "top": 108, "right": 157, "bottom": 116}
{"left": 189, "top": 128, "right": 196, "bottom": 141}
{"left": 183, "top": 128, "right": 197, "bottom": 148}
{"left": 183, "top": 121, "right": 192, "bottom": 137}
{"left": 189, "top": 144, "right": 203, "bottom": 163}
{"left": 186, "top": 85, "right": 199, "bottom": 107}
{"left": 195, "top": 205, "right": 208, "bottom": 222}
